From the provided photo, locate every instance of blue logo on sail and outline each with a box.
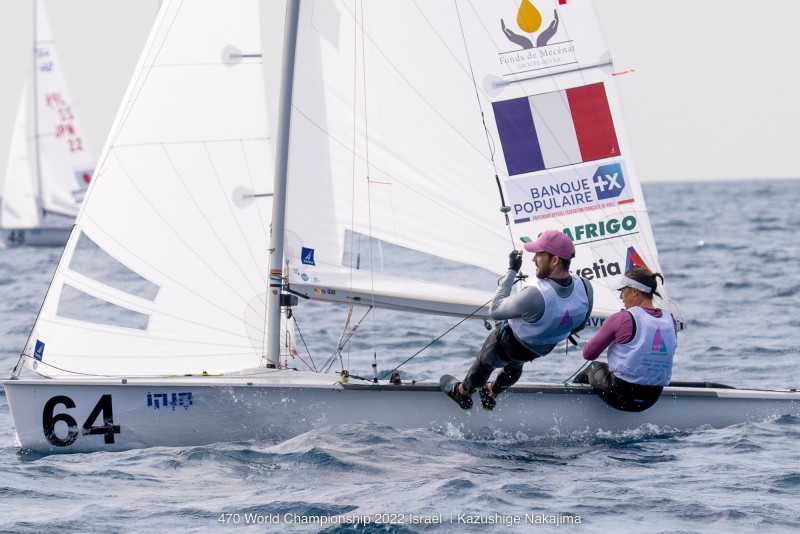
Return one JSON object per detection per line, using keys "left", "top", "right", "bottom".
{"left": 301, "top": 247, "right": 316, "bottom": 266}
{"left": 593, "top": 163, "right": 625, "bottom": 200}
{"left": 34, "top": 340, "right": 45, "bottom": 361}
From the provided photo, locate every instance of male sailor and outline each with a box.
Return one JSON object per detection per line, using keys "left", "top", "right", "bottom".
{"left": 441, "top": 230, "right": 593, "bottom": 410}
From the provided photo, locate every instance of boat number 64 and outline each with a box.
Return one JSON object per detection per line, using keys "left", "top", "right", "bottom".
{"left": 42, "top": 395, "right": 121, "bottom": 447}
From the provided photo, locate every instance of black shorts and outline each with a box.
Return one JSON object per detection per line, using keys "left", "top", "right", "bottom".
{"left": 498, "top": 324, "right": 541, "bottom": 363}
{"left": 578, "top": 361, "right": 663, "bottom": 412}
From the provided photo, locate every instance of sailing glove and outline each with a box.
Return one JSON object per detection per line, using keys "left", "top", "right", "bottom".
{"left": 508, "top": 250, "right": 523, "bottom": 272}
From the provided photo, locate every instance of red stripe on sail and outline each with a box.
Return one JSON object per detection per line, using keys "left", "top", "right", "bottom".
{"left": 566, "top": 83, "right": 620, "bottom": 162}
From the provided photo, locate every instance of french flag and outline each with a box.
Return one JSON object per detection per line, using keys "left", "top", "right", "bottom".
{"left": 493, "top": 82, "right": 620, "bottom": 176}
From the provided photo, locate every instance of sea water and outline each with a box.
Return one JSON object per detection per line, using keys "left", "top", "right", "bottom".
{"left": 1, "top": 180, "right": 799, "bottom": 533}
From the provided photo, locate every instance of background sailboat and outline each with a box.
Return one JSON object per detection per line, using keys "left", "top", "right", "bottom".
{"left": 3, "top": 0, "right": 799, "bottom": 453}
{"left": 0, "top": 0, "right": 94, "bottom": 248}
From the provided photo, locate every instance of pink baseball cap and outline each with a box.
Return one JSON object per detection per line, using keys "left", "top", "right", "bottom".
{"left": 522, "top": 230, "right": 575, "bottom": 260}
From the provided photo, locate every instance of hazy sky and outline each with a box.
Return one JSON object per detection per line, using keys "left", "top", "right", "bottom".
{"left": 1, "top": 0, "right": 799, "bottom": 184}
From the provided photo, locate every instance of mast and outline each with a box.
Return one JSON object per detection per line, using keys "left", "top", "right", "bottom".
{"left": 265, "top": 0, "right": 301, "bottom": 367}
{"left": 32, "top": 0, "right": 44, "bottom": 217}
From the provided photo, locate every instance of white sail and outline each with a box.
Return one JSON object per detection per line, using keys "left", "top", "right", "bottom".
{"left": 0, "top": 89, "right": 40, "bottom": 229}
{"left": 461, "top": 1, "right": 681, "bottom": 323}
{"left": 22, "top": 0, "right": 280, "bottom": 377}
{"left": 33, "top": 0, "right": 94, "bottom": 217}
{"left": 282, "top": 0, "right": 681, "bottom": 325}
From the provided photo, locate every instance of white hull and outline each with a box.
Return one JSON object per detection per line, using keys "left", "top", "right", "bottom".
{"left": 4, "top": 370, "right": 799, "bottom": 454}
{"left": 1, "top": 227, "right": 71, "bottom": 247}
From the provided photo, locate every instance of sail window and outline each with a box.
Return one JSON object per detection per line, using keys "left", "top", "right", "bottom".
{"left": 341, "top": 230, "right": 496, "bottom": 290}
{"left": 69, "top": 232, "right": 160, "bottom": 301}
{"left": 57, "top": 284, "right": 151, "bottom": 330}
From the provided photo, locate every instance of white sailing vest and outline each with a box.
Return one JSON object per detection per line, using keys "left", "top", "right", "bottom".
{"left": 608, "top": 306, "right": 677, "bottom": 386}
{"left": 508, "top": 274, "right": 590, "bottom": 348}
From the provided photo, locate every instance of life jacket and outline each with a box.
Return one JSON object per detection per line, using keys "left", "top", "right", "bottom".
{"left": 608, "top": 306, "right": 677, "bottom": 386}
{"left": 508, "top": 274, "right": 590, "bottom": 349}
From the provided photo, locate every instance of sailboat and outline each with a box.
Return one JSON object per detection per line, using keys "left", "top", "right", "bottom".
{"left": 4, "top": 0, "right": 799, "bottom": 453}
{"left": 0, "top": 0, "right": 94, "bottom": 248}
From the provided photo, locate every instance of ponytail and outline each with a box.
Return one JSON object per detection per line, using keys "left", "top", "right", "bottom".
{"left": 624, "top": 266, "right": 663, "bottom": 298}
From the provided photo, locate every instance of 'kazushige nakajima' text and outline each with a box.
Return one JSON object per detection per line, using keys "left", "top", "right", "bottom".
{"left": 456, "top": 513, "right": 581, "bottom": 526}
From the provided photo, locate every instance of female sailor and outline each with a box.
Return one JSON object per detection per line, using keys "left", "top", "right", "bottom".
{"left": 576, "top": 266, "right": 677, "bottom": 412}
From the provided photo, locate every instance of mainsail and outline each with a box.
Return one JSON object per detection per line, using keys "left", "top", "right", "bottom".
{"left": 281, "top": 0, "right": 681, "bottom": 324}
